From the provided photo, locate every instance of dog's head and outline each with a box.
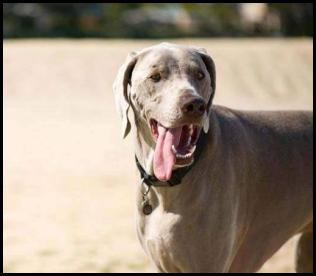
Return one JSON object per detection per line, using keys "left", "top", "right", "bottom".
{"left": 113, "top": 43, "right": 216, "bottom": 181}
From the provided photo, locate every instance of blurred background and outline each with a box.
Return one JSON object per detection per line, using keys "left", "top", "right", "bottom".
{"left": 3, "top": 3, "right": 313, "bottom": 273}
{"left": 3, "top": 3, "right": 314, "bottom": 38}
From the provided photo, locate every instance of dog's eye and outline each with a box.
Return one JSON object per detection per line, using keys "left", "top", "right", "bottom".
{"left": 197, "top": 71, "right": 205, "bottom": 80}
{"left": 150, "top": 73, "right": 161, "bottom": 82}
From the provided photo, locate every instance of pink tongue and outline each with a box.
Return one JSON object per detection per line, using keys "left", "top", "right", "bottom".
{"left": 153, "top": 124, "right": 182, "bottom": 181}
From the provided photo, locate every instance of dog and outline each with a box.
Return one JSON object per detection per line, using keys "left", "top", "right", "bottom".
{"left": 113, "top": 43, "right": 313, "bottom": 272}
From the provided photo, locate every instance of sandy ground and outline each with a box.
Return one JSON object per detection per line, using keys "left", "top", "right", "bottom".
{"left": 3, "top": 39, "right": 313, "bottom": 273}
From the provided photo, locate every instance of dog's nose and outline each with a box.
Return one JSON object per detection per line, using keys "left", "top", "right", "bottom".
{"left": 181, "top": 97, "right": 206, "bottom": 117}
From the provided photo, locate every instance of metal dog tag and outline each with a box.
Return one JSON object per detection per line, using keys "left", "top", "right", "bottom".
{"left": 142, "top": 200, "right": 153, "bottom": 215}
{"left": 141, "top": 179, "right": 153, "bottom": 215}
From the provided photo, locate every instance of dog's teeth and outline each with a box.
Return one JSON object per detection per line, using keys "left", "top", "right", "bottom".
{"left": 186, "top": 137, "right": 191, "bottom": 147}
{"left": 176, "top": 151, "right": 194, "bottom": 159}
{"left": 189, "top": 125, "right": 193, "bottom": 135}
{"left": 176, "top": 153, "right": 185, "bottom": 159}
{"left": 172, "top": 145, "right": 177, "bottom": 154}
{"left": 191, "top": 145, "right": 196, "bottom": 153}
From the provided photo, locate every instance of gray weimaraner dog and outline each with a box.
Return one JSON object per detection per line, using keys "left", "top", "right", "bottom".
{"left": 113, "top": 43, "right": 313, "bottom": 273}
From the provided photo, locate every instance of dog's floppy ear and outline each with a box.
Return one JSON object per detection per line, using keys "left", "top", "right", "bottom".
{"left": 113, "top": 51, "right": 138, "bottom": 138}
{"left": 195, "top": 47, "right": 216, "bottom": 133}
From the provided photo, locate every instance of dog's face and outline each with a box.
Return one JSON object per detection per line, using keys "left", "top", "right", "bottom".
{"left": 113, "top": 43, "right": 216, "bottom": 181}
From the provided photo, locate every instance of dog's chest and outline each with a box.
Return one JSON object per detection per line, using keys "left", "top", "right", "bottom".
{"left": 138, "top": 207, "right": 185, "bottom": 271}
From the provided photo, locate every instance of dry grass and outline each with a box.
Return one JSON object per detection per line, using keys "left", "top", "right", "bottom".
{"left": 3, "top": 39, "right": 312, "bottom": 273}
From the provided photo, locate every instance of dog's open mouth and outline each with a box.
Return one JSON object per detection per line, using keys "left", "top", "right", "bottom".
{"left": 150, "top": 119, "right": 200, "bottom": 182}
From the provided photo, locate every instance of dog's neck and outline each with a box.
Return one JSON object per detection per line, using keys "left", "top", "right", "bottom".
{"left": 133, "top": 117, "right": 156, "bottom": 176}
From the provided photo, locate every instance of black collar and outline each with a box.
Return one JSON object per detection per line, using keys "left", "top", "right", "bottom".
{"left": 135, "top": 129, "right": 208, "bottom": 187}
